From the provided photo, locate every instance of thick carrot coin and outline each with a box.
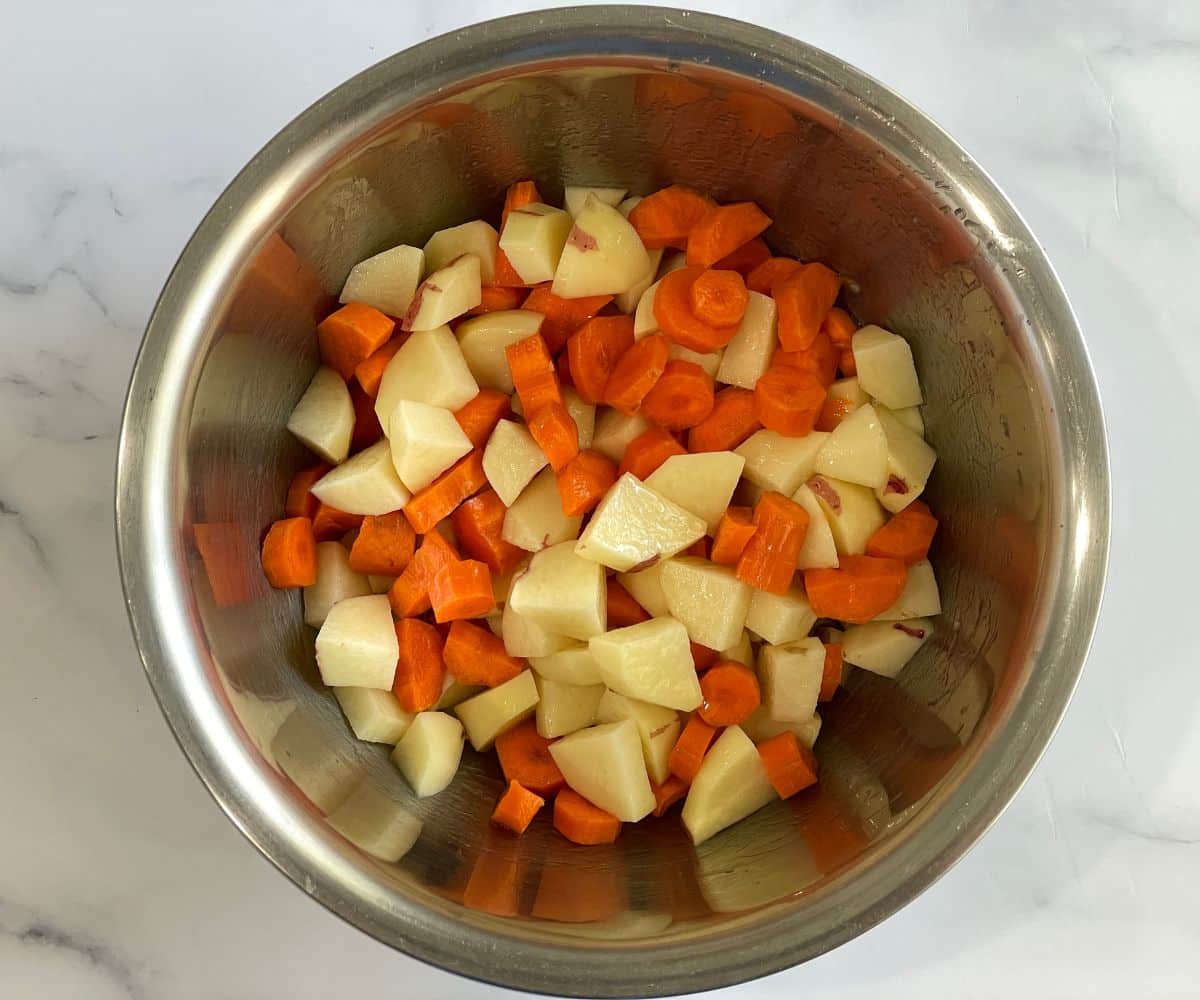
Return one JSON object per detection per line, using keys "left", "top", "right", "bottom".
{"left": 804, "top": 555, "right": 908, "bottom": 623}
{"left": 865, "top": 500, "right": 938, "bottom": 564}
{"left": 393, "top": 618, "right": 446, "bottom": 712}
{"left": 604, "top": 334, "right": 669, "bottom": 414}
{"left": 261, "top": 517, "right": 317, "bottom": 588}
{"left": 639, "top": 360, "right": 715, "bottom": 431}
{"left": 698, "top": 661, "right": 761, "bottom": 726}
{"left": 754, "top": 366, "right": 826, "bottom": 437}
{"left": 628, "top": 185, "right": 716, "bottom": 249}
{"left": 687, "top": 386, "right": 760, "bottom": 452}
{"left": 686, "top": 202, "right": 772, "bottom": 269}
{"left": 774, "top": 262, "right": 841, "bottom": 351}
{"left": 653, "top": 267, "right": 740, "bottom": 353}
{"left": 496, "top": 720, "right": 565, "bottom": 796}
{"left": 566, "top": 315, "right": 635, "bottom": 404}
{"left": 618, "top": 426, "right": 686, "bottom": 479}
{"left": 688, "top": 269, "right": 750, "bottom": 327}
{"left": 746, "top": 256, "right": 804, "bottom": 295}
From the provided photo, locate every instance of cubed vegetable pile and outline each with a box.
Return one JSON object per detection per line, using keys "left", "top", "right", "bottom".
{"left": 261, "top": 180, "right": 941, "bottom": 847}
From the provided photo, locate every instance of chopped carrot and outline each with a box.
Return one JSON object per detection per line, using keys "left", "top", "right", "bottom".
{"left": 688, "top": 268, "right": 750, "bottom": 327}
{"left": 736, "top": 491, "right": 810, "bottom": 595}
{"left": 685, "top": 202, "right": 772, "bottom": 269}
{"left": 388, "top": 531, "right": 459, "bottom": 617}
{"left": 317, "top": 302, "right": 396, "bottom": 380}
{"left": 496, "top": 720, "right": 565, "bottom": 796}
{"left": 754, "top": 365, "right": 826, "bottom": 437}
{"left": 816, "top": 394, "right": 858, "bottom": 432}
{"left": 555, "top": 349, "right": 574, "bottom": 388}
{"left": 491, "top": 250, "right": 528, "bottom": 288}
{"left": 491, "top": 780, "right": 545, "bottom": 835}
{"left": 451, "top": 489, "right": 526, "bottom": 574}
{"left": 865, "top": 500, "right": 938, "bottom": 564}
{"left": 651, "top": 775, "right": 689, "bottom": 817}
{"left": 685, "top": 536, "right": 711, "bottom": 559}
{"left": 527, "top": 401, "right": 580, "bottom": 472}
{"left": 710, "top": 505, "right": 757, "bottom": 566}
{"left": 607, "top": 579, "right": 650, "bottom": 628}
{"left": 668, "top": 716, "right": 717, "bottom": 783}
{"left": 470, "top": 285, "right": 527, "bottom": 315}
{"left": 462, "top": 844, "right": 523, "bottom": 916}
{"left": 687, "top": 386, "right": 760, "bottom": 452}
{"left": 820, "top": 306, "right": 857, "bottom": 349}
{"left": 566, "top": 315, "right": 635, "bottom": 404}
{"left": 348, "top": 511, "right": 416, "bottom": 576}
{"left": 653, "top": 267, "right": 740, "bottom": 353}
{"left": 402, "top": 450, "right": 487, "bottom": 534}
{"left": 349, "top": 381, "right": 384, "bottom": 452}
{"left": 523, "top": 285, "right": 614, "bottom": 354}
{"left": 690, "top": 642, "right": 719, "bottom": 673}
{"left": 698, "top": 661, "right": 761, "bottom": 726}
{"left": 443, "top": 619, "right": 525, "bottom": 688}
{"left": 354, "top": 336, "right": 405, "bottom": 398}
{"left": 429, "top": 559, "right": 495, "bottom": 622}
{"left": 553, "top": 789, "right": 621, "bottom": 845}
{"left": 627, "top": 185, "right": 716, "bottom": 250}
{"left": 773, "top": 330, "right": 838, "bottom": 387}
{"left": 454, "top": 389, "right": 512, "bottom": 449}
{"left": 640, "top": 360, "right": 715, "bottom": 430}
{"left": 506, "top": 333, "right": 563, "bottom": 414}
{"left": 774, "top": 262, "right": 841, "bottom": 351}
{"left": 502, "top": 179, "right": 543, "bottom": 222}
{"left": 714, "top": 236, "right": 772, "bottom": 276}
{"left": 618, "top": 426, "right": 686, "bottom": 479}
{"left": 311, "top": 503, "right": 364, "bottom": 542}
{"left": 757, "top": 731, "right": 819, "bottom": 799}
{"left": 556, "top": 449, "right": 617, "bottom": 516}
{"left": 285, "top": 463, "right": 331, "bottom": 519}
{"left": 604, "top": 333, "right": 669, "bottom": 414}
{"left": 820, "top": 643, "right": 843, "bottom": 702}
{"left": 392, "top": 618, "right": 446, "bottom": 712}
{"left": 839, "top": 347, "right": 857, "bottom": 377}
{"left": 746, "top": 256, "right": 804, "bottom": 295}
{"left": 261, "top": 517, "right": 317, "bottom": 588}
{"left": 804, "top": 555, "right": 908, "bottom": 623}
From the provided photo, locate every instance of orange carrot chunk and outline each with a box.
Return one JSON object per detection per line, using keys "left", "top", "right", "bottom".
{"left": 285, "top": 463, "right": 331, "bottom": 520}
{"left": 688, "top": 268, "right": 750, "bottom": 327}
{"left": 804, "top": 555, "right": 908, "bottom": 623}
{"left": 527, "top": 401, "right": 580, "bottom": 472}
{"left": 710, "top": 505, "right": 757, "bottom": 566}
{"left": 606, "top": 579, "right": 651, "bottom": 628}
{"left": 773, "top": 330, "right": 838, "bottom": 388}
{"left": 348, "top": 511, "right": 417, "bottom": 576}
{"left": 553, "top": 789, "right": 621, "bottom": 845}
{"left": 523, "top": 285, "right": 614, "bottom": 354}
{"left": 392, "top": 618, "right": 446, "bottom": 712}
{"left": 820, "top": 306, "right": 857, "bottom": 349}
{"left": 454, "top": 389, "right": 512, "bottom": 449}
{"left": 503, "top": 179, "right": 543, "bottom": 222}
{"left": 428, "top": 558, "right": 495, "bottom": 622}
{"left": 688, "top": 386, "right": 760, "bottom": 452}
{"left": 354, "top": 336, "right": 405, "bottom": 398}
{"left": 618, "top": 426, "right": 686, "bottom": 480}
{"left": 651, "top": 775, "right": 689, "bottom": 817}
{"left": 865, "top": 500, "right": 938, "bottom": 565}
{"left": 736, "top": 491, "right": 810, "bottom": 595}
{"left": 402, "top": 450, "right": 488, "bottom": 534}
{"left": 311, "top": 503, "right": 364, "bottom": 542}
{"left": 686, "top": 202, "right": 772, "bottom": 269}
{"left": 491, "top": 780, "right": 546, "bottom": 835}
{"left": 839, "top": 347, "right": 857, "bottom": 377}
{"left": 451, "top": 489, "right": 526, "bottom": 574}
{"left": 639, "top": 360, "right": 716, "bottom": 431}
{"left": 556, "top": 449, "right": 618, "bottom": 517}
{"left": 816, "top": 393, "right": 858, "bottom": 432}
{"left": 317, "top": 302, "right": 396, "bottom": 380}
{"left": 669, "top": 716, "right": 718, "bottom": 783}
{"left": 506, "top": 333, "right": 563, "bottom": 414}
{"left": 471, "top": 285, "right": 527, "bottom": 315}
{"left": 653, "top": 267, "right": 741, "bottom": 353}
{"left": 627, "top": 185, "right": 717, "bottom": 250}
{"left": 261, "top": 517, "right": 317, "bottom": 588}
{"left": 819, "top": 643, "right": 844, "bottom": 702}
{"left": 349, "top": 381, "right": 384, "bottom": 452}
{"left": 714, "top": 236, "right": 772, "bottom": 277}
{"left": 496, "top": 720, "right": 565, "bottom": 796}
{"left": 604, "top": 334, "right": 670, "bottom": 414}
{"left": 754, "top": 365, "right": 827, "bottom": 437}
{"left": 690, "top": 642, "right": 720, "bottom": 673}
{"left": 491, "top": 250, "right": 528, "bottom": 289}
{"left": 566, "top": 315, "right": 636, "bottom": 404}
{"left": 443, "top": 619, "right": 525, "bottom": 688}
{"left": 388, "top": 531, "right": 459, "bottom": 617}
{"left": 774, "top": 262, "right": 841, "bottom": 352}
{"left": 698, "top": 661, "right": 761, "bottom": 726}
{"left": 757, "top": 731, "right": 819, "bottom": 799}
{"left": 746, "top": 256, "right": 804, "bottom": 295}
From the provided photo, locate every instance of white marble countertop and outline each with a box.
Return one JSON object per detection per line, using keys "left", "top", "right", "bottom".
{"left": 2, "top": 1, "right": 1197, "bottom": 996}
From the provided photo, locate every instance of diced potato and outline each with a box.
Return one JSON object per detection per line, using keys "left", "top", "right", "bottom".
{"left": 591, "top": 409, "right": 650, "bottom": 461}
{"left": 668, "top": 343, "right": 723, "bottom": 377}
{"left": 633, "top": 279, "right": 660, "bottom": 339}
{"left": 563, "top": 387, "right": 595, "bottom": 449}
{"left": 575, "top": 474, "right": 706, "bottom": 572}
{"left": 339, "top": 244, "right": 424, "bottom": 317}
{"left": 534, "top": 674, "right": 605, "bottom": 738}
{"left": 741, "top": 707, "right": 822, "bottom": 749}
{"left": 615, "top": 561, "right": 671, "bottom": 618}
{"left": 287, "top": 365, "right": 354, "bottom": 464}
{"left": 501, "top": 602, "right": 573, "bottom": 658}
{"left": 745, "top": 585, "right": 817, "bottom": 646}
{"left": 530, "top": 644, "right": 604, "bottom": 685}
{"left": 327, "top": 781, "right": 422, "bottom": 862}
{"left": 552, "top": 195, "right": 652, "bottom": 298}
{"left": 758, "top": 637, "right": 824, "bottom": 722}
{"left": 681, "top": 726, "right": 775, "bottom": 845}
{"left": 842, "top": 619, "right": 933, "bottom": 678}
{"left": 391, "top": 711, "right": 464, "bottom": 797}
{"left": 806, "top": 475, "right": 886, "bottom": 555}
{"left": 499, "top": 203, "right": 573, "bottom": 284}
{"left": 334, "top": 687, "right": 413, "bottom": 744}
{"left": 315, "top": 594, "right": 399, "bottom": 689}
{"left": 659, "top": 558, "right": 752, "bottom": 651}
{"left": 814, "top": 403, "right": 888, "bottom": 490}
{"left": 482, "top": 419, "right": 548, "bottom": 506}
{"left": 456, "top": 310, "right": 545, "bottom": 393}
{"left": 388, "top": 400, "right": 473, "bottom": 493}
{"left": 716, "top": 292, "right": 777, "bottom": 388}
{"left": 374, "top": 326, "right": 478, "bottom": 423}
{"left": 423, "top": 220, "right": 499, "bottom": 283}
{"left": 615, "top": 245, "right": 663, "bottom": 314}
{"left": 502, "top": 467, "right": 582, "bottom": 552}
{"left": 435, "top": 674, "right": 482, "bottom": 710}
{"left": 548, "top": 719, "right": 656, "bottom": 821}
{"left": 304, "top": 541, "right": 370, "bottom": 627}
{"left": 594, "top": 690, "right": 681, "bottom": 784}
{"left": 644, "top": 452, "right": 745, "bottom": 533}
{"left": 507, "top": 541, "right": 607, "bottom": 641}
{"left": 310, "top": 440, "right": 411, "bottom": 516}
{"left": 877, "top": 559, "right": 941, "bottom": 620}
{"left": 404, "top": 253, "right": 482, "bottom": 331}
{"left": 455, "top": 669, "right": 540, "bottom": 750}
{"left": 589, "top": 618, "right": 702, "bottom": 711}
{"left": 720, "top": 629, "right": 754, "bottom": 667}
{"left": 881, "top": 403, "right": 924, "bottom": 436}
{"left": 852, "top": 325, "right": 923, "bottom": 409}
{"left": 616, "top": 195, "right": 642, "bottom": 218}
{"left": 791, "top": 483, "right": 840, "bottom": 569}
{"left": 875, "top": 407, "right": 937, "bottom": 513}
{"left": 564, "top": 185, "right": 628, "bottom": 216}
{"left": 736, "top": 429, "right": 830, "bottom": 495}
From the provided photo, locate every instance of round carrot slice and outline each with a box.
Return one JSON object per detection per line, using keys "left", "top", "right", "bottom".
{"left": 639, "top": 360, "right": 716, "bottom": 431}
{"left": 754, "top": 365, "right": 826, "bottom": 437}
{"left": 604, "top": 334, "right": 669, "bottom": 415}
{"left": 653, "top": 267, "right": 741, "bottom": 353}
{"left": 689, "top": 269, "right": 750, "bottom": 327}
{"left": 698, "top": 661, "right": 761, "bottom": 726}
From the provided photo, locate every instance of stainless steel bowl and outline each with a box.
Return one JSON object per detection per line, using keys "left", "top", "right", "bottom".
{"left": 115, "top": 7, "right": 1108, "bottom": 996}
